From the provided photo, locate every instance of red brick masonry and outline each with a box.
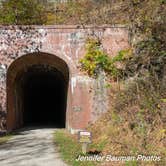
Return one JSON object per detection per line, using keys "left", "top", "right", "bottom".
{"left": 0, "top": 25, "right": 129, "bottom": 133}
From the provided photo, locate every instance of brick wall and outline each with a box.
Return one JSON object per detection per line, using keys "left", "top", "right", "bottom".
{"left": 0, "top": 25, "right": 129, "bottom": 133}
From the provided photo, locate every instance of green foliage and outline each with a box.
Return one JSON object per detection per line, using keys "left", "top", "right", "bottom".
{"left": 0, "top": 0, "right": 49, "bottom": 25}
{"left": 51, "top": 0, "right": 125, "bottom": 25}
{"left": 115, "top": 76, "right": 164, "bottom": 112}
{"left": 125, "top": 0, "right": 166, "bottom": 77}
{"left": 111, "top": 111, "right": 123, "bottom": 124}
{"left": 0, "top": 134, "right": 12, "bottom": 145}
{"left": 112, "top": 49, "right": 132, "bottom": 63}
{"left": 89, "top": 139, "right": 107, "bottom": 152}
{"left": 117, "top": 0, "right": 166, "bottom": 114}
{"left": 80, "top": 38, "right": 130, "bottom": 79}
{"left": 54, "top": 130, "right": 97, "bottom": 166}
{"left": 161, "top": 98, "right": 166, "bottom": 103}
{"left": 125, "top": 160, "right": 138, "bottom": 166}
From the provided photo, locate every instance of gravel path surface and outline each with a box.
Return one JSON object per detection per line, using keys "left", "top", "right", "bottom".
{"left": 0, "top": 128, "right": 68, "bottom": 166}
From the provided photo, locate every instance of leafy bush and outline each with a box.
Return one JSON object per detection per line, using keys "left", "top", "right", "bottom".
{"left": 0, "top": 0, "right": 51, "bottom": 25}
{"left": 80, "top": 38, "right": 130, "bottom": 79}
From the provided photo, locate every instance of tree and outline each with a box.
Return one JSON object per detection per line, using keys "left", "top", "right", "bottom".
{"left": 0, "top": 0, "right": 48, "bottom": 25}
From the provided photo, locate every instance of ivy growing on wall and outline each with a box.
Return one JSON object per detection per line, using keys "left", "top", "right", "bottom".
{"left": 79, "top": 38, "right": 131, "bottom": 79}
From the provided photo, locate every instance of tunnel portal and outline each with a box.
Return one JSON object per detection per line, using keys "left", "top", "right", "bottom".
{"left": 7, "top": 53, "right": 69, "bottom": 131}
{"left": 20, "top": 65, "right": 67, "bottom": 127}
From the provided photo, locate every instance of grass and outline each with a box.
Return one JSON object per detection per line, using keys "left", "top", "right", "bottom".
{"left": 54, "top": 78, "right": 166, "bottom": 166}
{"left": 54, "top": 130, "right": 98, "bottom": 166}
{"left": 0, "top": 134, "right": 12, "bottom": 145}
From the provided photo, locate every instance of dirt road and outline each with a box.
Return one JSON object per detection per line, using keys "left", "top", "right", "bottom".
{"left": 0, "top": 127, "right": 67, "bottom": 166}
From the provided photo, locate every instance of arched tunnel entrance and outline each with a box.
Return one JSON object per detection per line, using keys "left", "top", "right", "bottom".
{"left": 22, "top": 65, "right": 67, "bottom": 127}
{"left": 7, "top": 53, "right": 69, "bottom": 131}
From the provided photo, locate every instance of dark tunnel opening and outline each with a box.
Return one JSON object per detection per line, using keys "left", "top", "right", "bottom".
{"left": 17, "top": 65, "right": 68, "bottom": 128}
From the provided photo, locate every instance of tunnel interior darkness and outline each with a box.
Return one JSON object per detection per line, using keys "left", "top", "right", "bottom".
{"left": 16, "top": 65, "right": 68, "bottom": 128}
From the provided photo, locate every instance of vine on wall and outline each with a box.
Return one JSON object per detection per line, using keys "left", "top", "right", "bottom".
{"left": 79, "top": 37, "right": 131, "bottom": 80}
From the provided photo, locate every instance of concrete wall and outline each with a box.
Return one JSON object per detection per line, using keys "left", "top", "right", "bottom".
{"left": 0, "top": 25, "right": 129, "bottom": 133}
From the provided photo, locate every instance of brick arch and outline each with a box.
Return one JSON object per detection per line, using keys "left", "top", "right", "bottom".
{"left": 6, "top": 52, "right": 71, "bottom": 131}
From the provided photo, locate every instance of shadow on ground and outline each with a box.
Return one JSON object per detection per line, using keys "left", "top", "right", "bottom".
{"left": 0, "top": 127, "right": 67, "bottom": 166}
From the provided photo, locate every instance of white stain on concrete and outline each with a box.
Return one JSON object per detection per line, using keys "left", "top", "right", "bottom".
{"left": 71, "top": 75, "right": 94, "bottom": 94}
{"left": 0, "top": 64, "right": 7, "bottom": 83}
{"left": 71, "top": 76, "right": 77, "bottom": 94}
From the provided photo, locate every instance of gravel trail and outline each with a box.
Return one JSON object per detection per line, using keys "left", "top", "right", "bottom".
{"left": 0, "top": 128, "right": 67, "bottom": 166}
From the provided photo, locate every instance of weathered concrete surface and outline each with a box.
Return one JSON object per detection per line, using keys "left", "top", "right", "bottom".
{"left": 0, "top": 128, "right": 67, "bottom": 166}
